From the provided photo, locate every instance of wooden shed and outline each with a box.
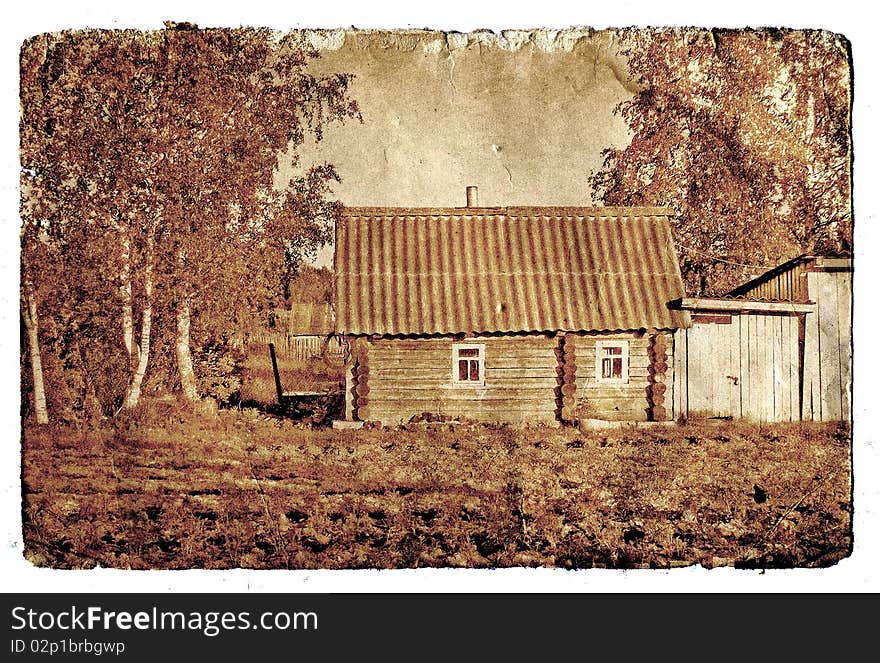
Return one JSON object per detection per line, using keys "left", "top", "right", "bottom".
{"left": 728, "top": 256, "right": 852, "bottom": 421}
{"left": 671, "top": 256, "right": 851, "bottom": 422}
{"left": 333, "top": 190, "right": 688, "bottom": 426}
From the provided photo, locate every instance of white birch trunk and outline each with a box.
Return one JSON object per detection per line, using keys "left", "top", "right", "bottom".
{"left": 175, "top": 244, "right": 199, "bottom": 403}
{"left": 176, "top": 298, "right": 199, "bottom": 402}
{"left": 120, "top": 231, "right": 135, "bottom": 368}
{"left": 22, "top": 279, "right": 48, "bottom": 424}
{"left": 122, "top": 234, "right": 153, "bottom": 410}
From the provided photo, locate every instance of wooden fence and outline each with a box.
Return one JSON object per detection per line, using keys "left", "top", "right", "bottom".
{"left": 246, "top": 331, "right": 345, "bottom": 361}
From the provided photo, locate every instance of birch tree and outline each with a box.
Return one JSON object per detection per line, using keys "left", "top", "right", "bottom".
{"left": 20, "top": 26, "right": 358, "bottom": 417}
{"left": 591, "top": 29, "right": 851, "bottom": 294}
{"left": 21, "top": 31, "right": 163, "bottom": 417}
{"left": 148, "top": 27, "right": 355, "bottom": 403}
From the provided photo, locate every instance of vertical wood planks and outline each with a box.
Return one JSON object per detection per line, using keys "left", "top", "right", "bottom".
{"left": 762, "top": 314, "right": 773, "bottom": 422}
{"left": 664, "top": 335, "right": 674, "bottom": 417}
{"left": 739, "top": 314, "right": 748, "bottom": 420}
{"left": 773, "top": 314, "right": 786, "bottom": 421}
{"left": 803, "top": 272, "right": 821, "bottom": 421}
{"left": 747, "top": 314, "right": 758, "bottom": 419}
{"left": 836, "top": 272, "right": 853, "bottom": 421}
{"left": 687, "top": 324, "right": 706, "bottom": 413}
{"left": 793, "top": 314, "right": 799, "bottom": 420}
{"left": 673, "top": 328, "right": 687, "bottom": 420}
{"left": 680, "top": 311, "right": 809, "bottom": 423}
{"left": 672, "top": 259, "right": 855, "bottom": 423}
{"left": 817, "top": 273, "right": 842, "bottom": 420}
{"left": 732, "top": 313, "right": 743, "bottom": 418}
{"left": 788, "top": 314, "right": 798, "bottom": 421}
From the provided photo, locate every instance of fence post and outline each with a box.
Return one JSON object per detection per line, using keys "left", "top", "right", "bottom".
{"left": 269, "top": 342, "right": 284, "bottom": 405}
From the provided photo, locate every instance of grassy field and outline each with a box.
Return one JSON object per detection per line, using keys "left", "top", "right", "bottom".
{"left": 21, "top": 406, "right": 851, "bottom": 570}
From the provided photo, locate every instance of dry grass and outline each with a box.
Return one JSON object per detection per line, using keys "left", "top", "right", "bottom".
{"left": 21, "top": 410, "right": 851, "bottom": 570}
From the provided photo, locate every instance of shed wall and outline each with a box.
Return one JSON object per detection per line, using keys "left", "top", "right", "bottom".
{"left": 674, "top": 313, "right": 801, "bottom": 422}
{"left": 803, "top": 270, "right": 852, "bottom": 421}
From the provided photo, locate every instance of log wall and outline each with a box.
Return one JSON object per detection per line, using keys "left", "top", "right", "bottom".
{"left": 342, "top": 330, "right": 699, "bottom": 426}
{"left": 571, "top": 332, "right": 654, "bottom": 421}
{"left": 647, "top": 332, "right": 671, "bottom": 421}
{"left": 357, "top": 334, "right": 561, "bottom": 425}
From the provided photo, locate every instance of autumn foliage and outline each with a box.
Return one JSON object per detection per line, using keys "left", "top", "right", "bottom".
{"left": 20, "top": 27, "right": 358, "bottom": 422}
{"left": 591, "top": 29, "right": 852, "bottom": 294}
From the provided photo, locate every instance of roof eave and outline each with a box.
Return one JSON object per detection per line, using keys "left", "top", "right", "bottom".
{"left": 333, "top": 324, "right": 687, "bottom": 337}
{"left": 341, "top": 205, "right": 677, "bottom": 217}
{"left": 673, "top": 297, "right": 816, "bottom": 314}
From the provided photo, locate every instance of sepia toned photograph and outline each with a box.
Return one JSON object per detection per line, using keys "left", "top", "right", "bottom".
{"left": 18, "top": 22, "right": 853, "bottom": 572}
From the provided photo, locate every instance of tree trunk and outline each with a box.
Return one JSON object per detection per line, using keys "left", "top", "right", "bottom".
{"left": 122, "top": 235, "right": 153, "bottom": 410}
{"left": 22, "top": 279, "right": 48, "bottom": 424}
{"left": 120, "top": 230, "right": 136, "bottom": 370}
{"left": 176, "top": 298, "right": 199, "bottom": 402}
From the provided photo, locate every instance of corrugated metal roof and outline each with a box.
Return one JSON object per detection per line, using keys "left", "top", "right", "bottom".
{"left": 725, "top": 255, "right": 812, "bottom": 302}
{"left": 334, "top": 207, "right": 688, "bottom": 335}
{"left": 726, "top": 255, "right": 852, "bottom": 302}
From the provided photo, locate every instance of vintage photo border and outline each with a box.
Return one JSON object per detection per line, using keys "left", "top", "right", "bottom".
{"left": 3, "top": 0, "right": 876, "bottom": 593}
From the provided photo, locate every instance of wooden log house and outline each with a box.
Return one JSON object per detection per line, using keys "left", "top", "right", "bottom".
{"left": 332, "top": 187, "right": 689, "bottom": 426}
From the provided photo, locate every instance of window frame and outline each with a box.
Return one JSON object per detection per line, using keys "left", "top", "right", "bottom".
{"left": 595, "top": 340, "right": 630, "bottom": 384}
{"left": 451, "top": 343, "right": 486, "bottom": 387}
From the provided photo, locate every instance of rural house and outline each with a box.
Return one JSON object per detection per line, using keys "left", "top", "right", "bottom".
{"left": 671, "top": 256, "right": 852, "bottom": 422}
{"left": 333, "top": 187, "right": 688, "bottom": 426}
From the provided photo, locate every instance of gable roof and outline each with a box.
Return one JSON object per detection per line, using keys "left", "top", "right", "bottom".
{"left": 334, "top": 206, "right": 688, "bottom": 336}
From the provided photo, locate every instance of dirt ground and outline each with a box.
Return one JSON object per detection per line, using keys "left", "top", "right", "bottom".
{"left": 20, "top": 407, "right": 852, "bottom": 570}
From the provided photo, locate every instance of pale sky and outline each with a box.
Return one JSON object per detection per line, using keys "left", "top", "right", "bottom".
{"left": 288, "top": 30, "right": 636, "bottom": 267}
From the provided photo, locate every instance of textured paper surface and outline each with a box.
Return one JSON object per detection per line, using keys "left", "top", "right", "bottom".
{"left": 14, "top": 22, "right": 858, "bottom": 582}
{"left": 290, "top": 29, "right": 632, "bottom": 212}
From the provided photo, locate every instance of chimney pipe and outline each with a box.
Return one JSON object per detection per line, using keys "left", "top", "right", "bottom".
{"left": 466, "top": 186, "right": 479, "bottom": 207}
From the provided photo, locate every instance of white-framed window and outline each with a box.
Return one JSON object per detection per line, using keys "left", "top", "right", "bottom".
{"left": 595, "top": 340, "right": 629, "bottom": 383}
{"left": 452, "top": 343, "right": 485, "bottom": 386}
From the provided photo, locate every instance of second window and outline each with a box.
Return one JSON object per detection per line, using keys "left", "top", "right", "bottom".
{"left": 595, "top": 340, "right": 629, "bottom": 383}
{"left": 452, "top": 344, "right": 485, "bottom": 385}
